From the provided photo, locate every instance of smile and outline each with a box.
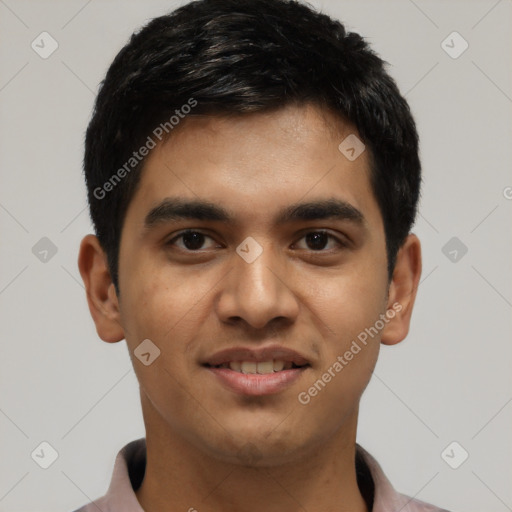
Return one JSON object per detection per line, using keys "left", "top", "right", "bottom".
{"left": 202, "top": 345, "right": 311, "bottom": 396}
{"left": 208, "top": 360, "right": 306, "bottom": 374}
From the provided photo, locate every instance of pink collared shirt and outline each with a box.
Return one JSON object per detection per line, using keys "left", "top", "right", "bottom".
{"left": 72, "top": 438, "right": 450, "bottom": 512}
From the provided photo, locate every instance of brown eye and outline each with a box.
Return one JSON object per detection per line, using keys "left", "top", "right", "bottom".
{"left": 294, "top": 230, "right": 346, "bottom": 252}
{"left": 304, "top": 232, "right": 329, "bottom": 250}
{"left": 167, "top": 230, "right": 218, "bottom": 251}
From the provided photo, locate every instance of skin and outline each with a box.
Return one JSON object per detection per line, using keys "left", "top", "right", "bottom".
{"left": 78, "top": 102, "right": 421, "bottom": 512}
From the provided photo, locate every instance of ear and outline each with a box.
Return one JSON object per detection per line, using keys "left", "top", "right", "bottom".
{"left": 77, "top": 234, "right": 125, "bottom": 343}
{"left": 380, "top": 233, "right": 422, "bottom": 346}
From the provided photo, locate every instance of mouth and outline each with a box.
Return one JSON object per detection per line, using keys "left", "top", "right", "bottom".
{"left": 202, "top": 347, "right": 311, "bottom": 396}
{"left": 204, "top": 360, "right": 308, "bottom": 373}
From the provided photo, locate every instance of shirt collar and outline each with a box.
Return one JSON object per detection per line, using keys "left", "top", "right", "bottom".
{"left": 90, "top": 437, "right": 447, "bottom": 512}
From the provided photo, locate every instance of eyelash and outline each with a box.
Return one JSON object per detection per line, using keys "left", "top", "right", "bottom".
{"left": 165, "top": 229, "right": 348, "bottom": 253}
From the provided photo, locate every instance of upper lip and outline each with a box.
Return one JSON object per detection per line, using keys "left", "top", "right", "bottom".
{"left": 203, "top": 345, "right": 310, "bottom": 367}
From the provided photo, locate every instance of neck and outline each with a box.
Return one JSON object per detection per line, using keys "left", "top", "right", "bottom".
{"left": 135, "top": 394, "right": 368, "bottom": 512}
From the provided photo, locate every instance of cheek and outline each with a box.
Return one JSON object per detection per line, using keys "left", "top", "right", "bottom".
{"left": 302, "top": 264, "right": 386, "bottom": 399}
{"left": 299, "top": 293, "right": 382, "bottom": 428}
{"left": 118, "top": 279, "right": 171, "bottom": 365}
{"left": 119, "top": 270, "right": 201, "bottom": 410}
{"left": 119, "top": 260, "right": 221, "bottom": 373}
{"left": 314, "top": 267, "right": 388, "bottom": 340}
{"left": 120, "top": 252, "right": 188, "bottom": 331}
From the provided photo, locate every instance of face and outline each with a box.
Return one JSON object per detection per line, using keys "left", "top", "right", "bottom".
{"left": 80, "top": 102, "right": 421, "bottom": 467}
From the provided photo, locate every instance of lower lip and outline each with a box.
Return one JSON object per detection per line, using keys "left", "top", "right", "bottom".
{"left": 206, "top": 366, "right": 307, "bottom": 396}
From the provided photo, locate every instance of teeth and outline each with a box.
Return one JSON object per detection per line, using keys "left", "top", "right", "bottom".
{"left": 273, "top": 360, "right": 285, "bottom": 371}
{"left": 240, "top": 361, "right": 257, "bottom": 374}
{"left": 229, "top": 361, "right": 241, "bottom": 372}
{"left": 227, "top": 360, "right": 290, "bottom": 374}
{"left": 257, "top": 361, "right": 274, "bottom": 374}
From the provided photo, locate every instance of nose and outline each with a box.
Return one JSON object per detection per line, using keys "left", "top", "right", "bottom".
{"left": 215, "top": 239, "right": 300, "bottom": 331}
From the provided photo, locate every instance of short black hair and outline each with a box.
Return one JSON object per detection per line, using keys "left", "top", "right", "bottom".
{"left": 84, "top": 0, "right": 421, "bottom": 293}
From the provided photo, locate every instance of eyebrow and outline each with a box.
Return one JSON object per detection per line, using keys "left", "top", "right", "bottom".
{"left": 143, "top": 196, "right": 365, "bottom": 230}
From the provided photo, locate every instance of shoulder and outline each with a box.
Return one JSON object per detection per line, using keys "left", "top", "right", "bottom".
{"left": 356, "top": 444, "right": 452, "bottom": 512}
{"left": 395, "top": 492, "right": 453, "bottom": 512}
{"left": 70, "top": 495, "right": 110, "bottom": 512}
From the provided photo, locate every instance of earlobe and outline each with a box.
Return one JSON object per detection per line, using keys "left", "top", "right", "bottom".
{"left": 380, "top": 234, "right": 422, "bottom": 346}
{"left": 77, "top": 234, "right": 125, "bottom": 343}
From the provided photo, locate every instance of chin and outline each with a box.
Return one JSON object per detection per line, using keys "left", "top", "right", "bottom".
{"left": 212, "top": 439, "right": 308, "bottom": 468}
{"left": 195, "top": 418, "right": 316, "bottom": 468}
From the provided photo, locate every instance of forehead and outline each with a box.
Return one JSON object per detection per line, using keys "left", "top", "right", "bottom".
{"left": 124, "top": 103, "right": 381, "bottom": 231}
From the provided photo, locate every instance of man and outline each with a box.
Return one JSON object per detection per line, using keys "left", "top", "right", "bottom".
{"left": 75, "top": 0, "right": 450, "bottom": 510}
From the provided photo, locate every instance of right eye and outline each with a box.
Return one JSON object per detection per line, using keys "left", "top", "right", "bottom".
{"left": 166, "top": 229, "right": 221, "bottom": 252}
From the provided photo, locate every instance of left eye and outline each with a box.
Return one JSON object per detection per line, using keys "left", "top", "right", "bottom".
{"left": 166, "top": 230, "right": 345, "bottom": 252}
{"left": 293, "top": 231, "right": 346, "bottom": 251}
{"left": 167, "top": 230, "right": 219, "bottom": 251}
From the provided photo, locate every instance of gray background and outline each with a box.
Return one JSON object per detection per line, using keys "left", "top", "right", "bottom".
{"left": 0, "top": 1, "right": 511, "bottom": 511}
